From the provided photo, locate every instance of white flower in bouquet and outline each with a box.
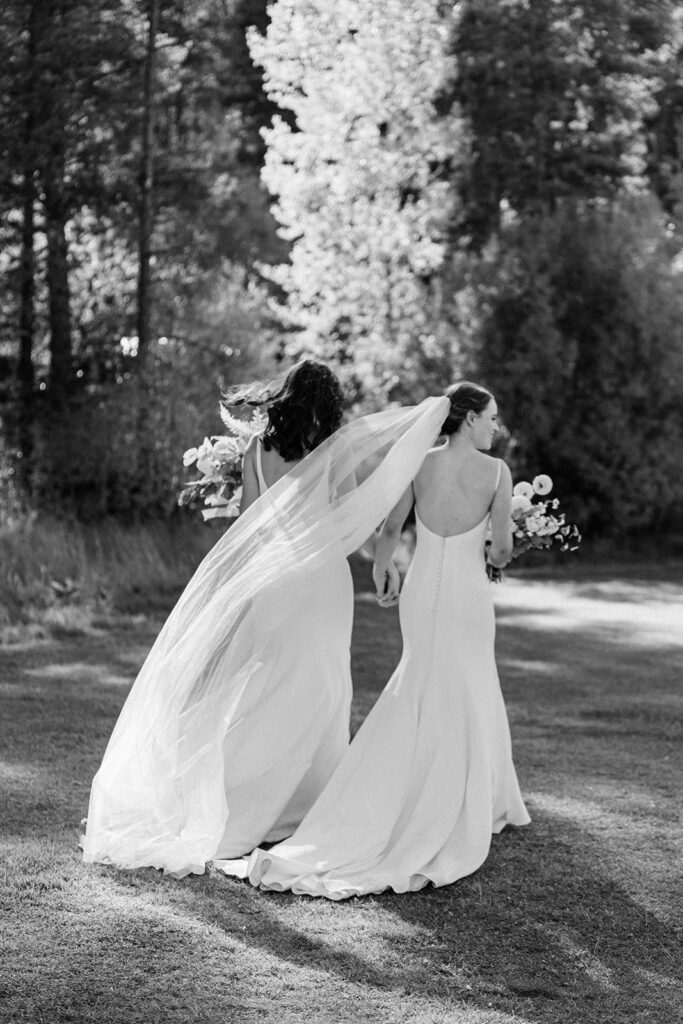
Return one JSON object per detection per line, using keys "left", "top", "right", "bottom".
{"left": 178, "top": 409, "right": 267, "bottom": 521}
{"left": 532, "top": 474, "right": 553, "bottom": 495}
{"left": 510, "top": 475, "right": 580, "bottom": 556}
{"left": 511, "top": 494, "right": 532, "bottom": 513}
{"left": 212, "top": 436, "right": 242, "bottom": 460}
{"left": 512, "top": 481, "right": 534, "bottom": 499}
{"left": 488, "top": 469, "right": 580, "bottom": 581}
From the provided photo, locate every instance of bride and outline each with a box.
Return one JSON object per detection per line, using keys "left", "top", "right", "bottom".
{"left": 216, "top": 381, "right": 530, "bottom": 898}
{"left": 82, "top": 360, "right": 451, "bottom": 876}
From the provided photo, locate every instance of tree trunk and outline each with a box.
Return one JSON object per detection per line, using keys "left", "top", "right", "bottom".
{"left": 44, "top": 145, "right": 73, "bottom": 397}
{"left": 16, "top": 1, "right": 39, "bottom": 483}
{"left": 136, "top": 0, "right": 159, "bottom": 369}
{"left": 40, "top": 0, "right": 72, "bottom": 400}
{"left": 17, "top": 171, "right": 36, "bottom": 477}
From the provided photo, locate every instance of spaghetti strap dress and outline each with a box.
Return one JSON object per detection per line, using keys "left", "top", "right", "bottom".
{"left": 217, "top": 459, "right": 530, "bottom": 896}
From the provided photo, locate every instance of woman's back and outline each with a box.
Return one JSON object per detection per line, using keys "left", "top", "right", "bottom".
{"left": 232, "top": 358, "right": 345, "bottom": 513}
{"left": 255, "top": 439, "right": 302, "bottom": 493}
{"left": 413, "top": 446, "right": 502, "bottom": 538}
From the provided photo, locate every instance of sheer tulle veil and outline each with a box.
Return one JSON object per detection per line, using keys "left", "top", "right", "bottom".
{"left": 82, "top": 395, "right": 450, "bottom": 876}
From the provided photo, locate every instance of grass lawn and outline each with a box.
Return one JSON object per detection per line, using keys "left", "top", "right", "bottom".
{"left": 1, "top": 557, "right": 681, "bottom": 1024}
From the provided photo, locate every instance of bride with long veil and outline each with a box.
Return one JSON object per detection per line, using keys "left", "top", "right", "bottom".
{"left": 217, "top": 381, "right": 530, "bottom": 898}
{"left": 82, "top": 360, "right": 451, "bottom": 877}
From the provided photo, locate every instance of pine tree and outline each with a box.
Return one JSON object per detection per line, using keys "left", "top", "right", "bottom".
{"left": 453, "top": 0, "right": 673, "bottom": 243}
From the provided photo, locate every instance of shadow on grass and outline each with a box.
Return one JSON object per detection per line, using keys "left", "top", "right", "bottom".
{"left": 2, "top": 563, "right": 681, "bottom": 1023}
{"left": 376, "top": 815, "right": 681, "bottom": 1017}
{"left": 0, "top": 624, "right": 159, "bottom": 842}
{"left": 83, "top": 806, "right": 679, "bottom": 1024}
{"left": 89, "top": 564, "right": 678, "bottom": 1023}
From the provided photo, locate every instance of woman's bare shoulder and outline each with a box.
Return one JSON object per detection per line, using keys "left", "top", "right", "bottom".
{"left": 414, "top": 445, "right": 446, "bottom": 481}
{"left": 472, "top": 450, "right": 506, "bottom": 475}
{"left": 495, "top": 457, "right": 512, "bottom": 482}
{"left": 422, "top": 442, "right": 449, "bottom": 466}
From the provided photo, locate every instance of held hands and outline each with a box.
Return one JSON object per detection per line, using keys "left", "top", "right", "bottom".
{"left": 373, "top": 561, "right": 401, "bottom": 607}
{"left": 484, "top": 540, "right": 505, "bottom": 583}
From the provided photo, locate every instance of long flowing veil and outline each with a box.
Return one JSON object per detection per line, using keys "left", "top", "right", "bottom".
{"left": 82, "top": 395, "right": 450, "bottom": 876}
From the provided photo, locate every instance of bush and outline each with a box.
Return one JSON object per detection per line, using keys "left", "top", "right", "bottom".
{"left": 471, "top": 200, "right": 683, "bottom": 539}
{"left": 26, "top": 326, "right": 277, "bottom": 520}
{"left": 30, "top": 372, "right": 207, "bottom": 520}
{"left": 0, "top": 514, "right": 218, "bottom": 629}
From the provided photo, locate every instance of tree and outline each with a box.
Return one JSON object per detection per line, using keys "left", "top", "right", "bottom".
{"left": 472, "top": 200, "right": 683, "bottom": 538}
{"left": 136, "top": 0, "right": 160, "bottom": 369}
{"left": 0, "top": 0, "right": 142, "bottom": 398}
{"left": 647, "top": 5, "right": 683, "bottom": 217}
{"left": 452, "top": 0, "right": 673, "bottom": 244}
{"left": 249, "top": 0, "right": 463, "bottom": 401}
{"left": 16, "top": 3, "right": 40, "bottom": 481}
{"left": 0, "top": 0, "right": 283, "bottom": 515}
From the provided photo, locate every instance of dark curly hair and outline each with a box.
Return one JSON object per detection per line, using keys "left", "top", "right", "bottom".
{"left": 223, "top": 359, "right": 345, "bottom": 461}
{"left": 441, "top": 381, "right": 494, "bottom": 436}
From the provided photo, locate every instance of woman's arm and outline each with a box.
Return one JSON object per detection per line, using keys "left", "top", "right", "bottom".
{"left": 487, "top": 460, "right": 513, "bottom": 568}
{"left": 239, "top": 435, "right": 261, "bottom": 514}
{"left": 372, "top": 485, "right": 414, "bottom": 604}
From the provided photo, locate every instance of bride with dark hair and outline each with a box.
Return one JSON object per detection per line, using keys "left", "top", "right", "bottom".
{"left": 227, "top": 358, "right": 345, "bottom": 511}
{"left": 213, "top": 360, "right": 354, "bottom": 858}
{"left": 218, "top": 382, "right": 530, "bottom": 898}
{"left": 82, "top": 359, "right": 450, "bottom": 876}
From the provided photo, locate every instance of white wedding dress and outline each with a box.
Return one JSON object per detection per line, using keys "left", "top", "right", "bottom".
{"left": 217, "top": 465, "right": 530, "bottom": 898}
{"left": 82, "top": 398, "right": 449, "bottom": 877}
{"left": 214, "top": 440, "right": 354, "bottom": 856}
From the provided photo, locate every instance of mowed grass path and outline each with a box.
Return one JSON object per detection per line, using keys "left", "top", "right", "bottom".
{"left": 1, "top": 558, "right": 681, "bottom": 1024}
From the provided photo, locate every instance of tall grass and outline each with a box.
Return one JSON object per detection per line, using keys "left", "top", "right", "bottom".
{"left": 0, "top": 514, "right": 218, "bottom": 632}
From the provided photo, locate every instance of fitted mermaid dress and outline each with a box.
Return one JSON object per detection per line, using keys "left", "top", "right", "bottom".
{"left": 218, "top": 496, "right": 530, "bottom": 897}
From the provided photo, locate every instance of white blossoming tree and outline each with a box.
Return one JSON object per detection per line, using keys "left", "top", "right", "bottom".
{"left": 249, "top": 0, "right": 463, "bottom": 401}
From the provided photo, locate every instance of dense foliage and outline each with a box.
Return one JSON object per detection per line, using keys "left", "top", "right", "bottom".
{"left": 0, "top": 0, "right": 681, "bottom": 539}
{"left": 248, "top": 0, "right": 461, "bottom": 403}
{"left": 0, "top": 0, "right": 280, "bottom": 517}
{"left": 472, "top": 200, "right": 683, "bottom": 538}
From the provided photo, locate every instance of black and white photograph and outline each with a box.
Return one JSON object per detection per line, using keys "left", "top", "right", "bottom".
{"left": 1, "top": 1, "right": 681, "bottom": 1022}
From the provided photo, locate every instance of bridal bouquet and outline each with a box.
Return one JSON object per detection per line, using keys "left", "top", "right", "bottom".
{"left": 178, "top": 408, "right": 267, "bottom": 521}
{"left": 487, "top": 474, "right": 581, "bottom": 581}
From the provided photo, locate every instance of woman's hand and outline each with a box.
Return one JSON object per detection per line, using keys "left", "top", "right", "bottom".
{"left": 485, "top": 539, "right": 508, "bottom": 582}
{"left": 373, "top": 561, "right": 401, "bottom": 607}
{"left": 373, "top": 485, "right": 413, "bottom": 607}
